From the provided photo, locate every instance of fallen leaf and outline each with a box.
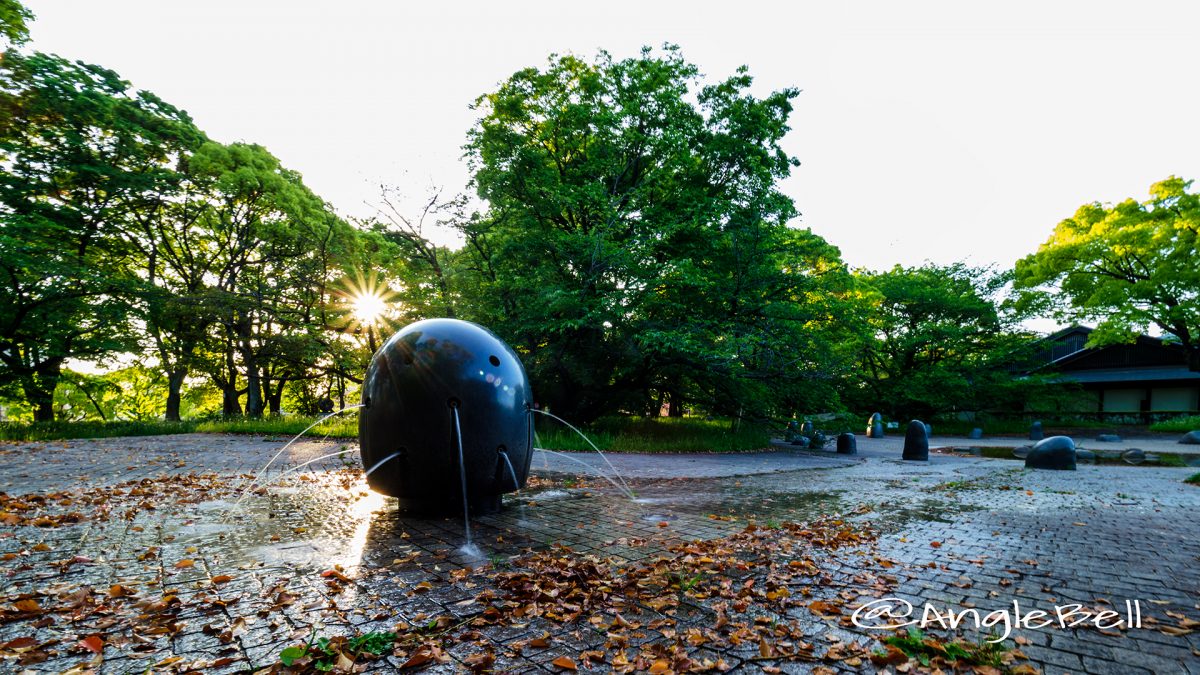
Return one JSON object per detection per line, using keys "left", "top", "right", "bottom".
{"left": 79, "top": 635, "right": 103, "bottom": 654}
{"left": 551, "top": 655, "right": 577, "bottom": 670}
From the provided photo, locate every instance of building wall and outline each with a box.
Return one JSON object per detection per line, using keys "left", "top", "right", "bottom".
{"left": 1150, "top": 386, "right": 1199, "bottom": 412}
{"left": 1101, "top": 388, "right": 1144, "bottom": 413}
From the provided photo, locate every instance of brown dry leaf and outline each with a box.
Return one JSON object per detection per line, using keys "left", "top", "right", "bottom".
{"left": 31, "top": 542, "right": 50, "bottom": 552}
{"left": 529, "top": 632, "right": 552, "bottom": 648}
{"left": 929, "top": 541, "right": 942, "bottom": 548}
{"left": 174, "top": 559, "right": 195, "bottom": 569}
{"left": 211, "top": 574, "right": 233, "bottom": 584}
{"left": 13, "top": 598, "right": 41, "bottom": 613}
{"left": 551, "top": 655, "right": 578, "bottom": 670}
{"left": 79, "top": 635, "right": 104, "bottom": 654}
{"left": 808, "top": 600, "right": 841, "bottom": 616}
{"left": 648, "top": 659, "right": 671, "bottom": 674}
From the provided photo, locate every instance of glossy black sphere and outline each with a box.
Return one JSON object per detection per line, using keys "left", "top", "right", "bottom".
{"left": 358, "top": 319, "right": 533, "bottom": 513}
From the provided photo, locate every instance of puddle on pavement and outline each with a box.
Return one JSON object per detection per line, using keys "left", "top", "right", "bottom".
{"left": 119, "top": 474, "right": 853, "bottom": 583}
{"left": 871, "top": 497, "right": 984, "bottom": 530}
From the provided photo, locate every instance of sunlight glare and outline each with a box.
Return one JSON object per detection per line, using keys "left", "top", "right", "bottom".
{"left": 351, "top": 292, "right": 388, "bottom": 325}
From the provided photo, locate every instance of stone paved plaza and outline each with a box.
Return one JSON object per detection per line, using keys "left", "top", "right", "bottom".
{"left": 1, "top": 433, "right": 1198, "bottom": 674}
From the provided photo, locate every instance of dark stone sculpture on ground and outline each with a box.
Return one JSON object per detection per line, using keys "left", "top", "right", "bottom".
{"left": 836, "top": 432, "right": 857, "bottom": 455}
{"left": 1180, "top": 430, "right": 1200, "bottom": 445}
{"left": 1025, "top": 435, "right": 1076, "bottom": 470}
{"left": 359, "top": 318, "right": 533, "bottom": 514}
{"left": 902, "top": 420, "right": 929, "bottom": 461}
{"left": 1029, "top": 420, "right": 1044, "bottom": 441}
{"left": 866, "top": 412, "right": 884, "bottom": 438}
{"left": 1096, "top": 434, "right": 1121, "bottom": 443}
{"left": 968, "top": 428, "right": 983, "bottom": 439}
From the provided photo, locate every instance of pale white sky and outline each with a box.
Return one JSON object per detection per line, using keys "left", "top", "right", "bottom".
{"left": 22, "top": 0, "right": 1200, "bottom": 271}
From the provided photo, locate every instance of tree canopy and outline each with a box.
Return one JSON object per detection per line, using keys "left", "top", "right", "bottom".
{"left": 1015, "top": 177, "right": 1200, "bottom": 371}
{"left": 456, "top": 47, "right": 857, "bottom": 422}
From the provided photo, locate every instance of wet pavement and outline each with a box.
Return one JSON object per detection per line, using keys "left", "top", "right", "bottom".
{"left": 1, "top": 434, "right": 1198, "bottom": 674}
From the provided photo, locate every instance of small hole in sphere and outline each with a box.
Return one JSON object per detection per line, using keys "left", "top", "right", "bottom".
{"left": 447, "top": 397, "right": 460, "bottom": 409}
{"left": 489, "top": 355, "right": 500, "bottom": 367}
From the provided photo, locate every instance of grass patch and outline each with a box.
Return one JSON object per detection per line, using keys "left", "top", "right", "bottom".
{"left": 1149, "top": 415, "right": 1200, "bottom": 433}
{"left": 0, "top": 419, "right": 197, "bottom": 441}
{"left": 195, "top": 414, "right": 358, "bottom": 438}
{"left": 1185, "top": 473, "right": 1200, "bottom": 485}
{"left": 536, "top": 416, "right": 770, "bottom": 453}
{"left": 878, "top": 627, "right": 1010, "bottom": 669}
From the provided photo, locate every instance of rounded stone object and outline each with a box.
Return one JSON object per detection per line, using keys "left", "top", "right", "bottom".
{"left": 1122, "top": 448, "right": 1146, "bottom": 465}
{"left": 1096, "top": 434, "right": 1121, "bottom": 443}
{"left": 924, "top": 422, "right": 933, "bottom": 437}
{"left": 968, "top": 428, "right": 983, "bottom": 440}
{"left": 836, "top": 432, "right": 857, "bottom": 455}
{"left": 790, "top": 436, "right": 810, "bottom": 448}
{"left": 1025, "top": 435, "right": 1076, "bottom": 471}
{"left": 1075, "top": 448, "right": 1096, "bottom": 464}
{"left": 359, "top": 318, "right": 533, "bottom": 513}
{"left": 902, "top": 419, "right": 929, "bottom": 461}
{"left": 801, "top": 420, "right": 815, "bottom": 437}
{"left": 1029, "top": 420, "right": 1044, "bottom": 441}
{"left": 1179, "top": 430, "right": 1200, "bottom": 445}
{"left": 1012, "top": 446, "right": 1031, "bottom": 459}
{"left": 866, "top": 413, "right": 884, "bottom": 438}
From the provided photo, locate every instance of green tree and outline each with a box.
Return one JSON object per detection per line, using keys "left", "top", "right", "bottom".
{"left": 849, "top": 264, "right": 1037, "bottom": 418}
{"left": 457, "top": 47, "right": 855, "bottom": 421}
{"left": 1015, "top": 177, "right": 1200, "bottom": 371}
{"left": 185, "top": 141, "right": 358, "bottom": 417}
{"left": 0, "top": 52, "right": 203, "bottom": 420}
{"left": 0, "top": 0, "right": 33, "bottom": 47}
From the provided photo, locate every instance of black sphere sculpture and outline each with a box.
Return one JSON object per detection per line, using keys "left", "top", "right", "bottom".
{"left": 358, "top": 318, "right": 533, "bottom": 514}
{"left": 902, "top": 419, "right": 929, "bottom": 461}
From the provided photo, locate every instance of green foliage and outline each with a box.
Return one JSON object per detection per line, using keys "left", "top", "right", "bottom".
{"left": 0, "top": 419, "right": 195, "bottom": 441}
{"left": 881, "top": 627, "right": 1008, "bottom": 668}
{"left": 1149, "top": 415, "right": 1200, "bottom": 433}
{"left": 277, "top": 631, "right": 395, "bottom": 671}
{"left": 1015, "top": 177, "right": 1200, "bottom": 371}
{"left": 1185, "top": 472, "right": 1200, "bottom": 485}
{"left": 0, "top": 0, "right": 33, "bottom": 46}
{"left": 847, "top": 263, "right": 1055, "bottom": 418}
{"left": 0, "top": 50, "right": 204, "bottom": 420}
{"left": 195, "top": 413, "right": 358, "bottom": 438}
{"left": 458, "top": 46, "right": 858, "bottom": 422}
{"left": 536, "top": 415, "right": 770, "bottom": 453}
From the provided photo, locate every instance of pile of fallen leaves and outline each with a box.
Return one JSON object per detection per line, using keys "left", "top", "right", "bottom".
{"left": 258, "top": 511, "right": 931, "bottom": 673}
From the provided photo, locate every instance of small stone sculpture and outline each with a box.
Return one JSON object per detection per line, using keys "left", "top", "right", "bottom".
{"left": 1029, "top": 420, "right": 1044, "bottom": 441}
{"left": 902, "top": 419, "right": 929, "bottom": 461}
{"left": 1025, "top": 435, "right": 1076, "bottom": 471}
{"left": 836, "top": 432, "right": 857, "bottom": 455}
{"left": 866, "top": 412, "right": 884, "bottom": 438}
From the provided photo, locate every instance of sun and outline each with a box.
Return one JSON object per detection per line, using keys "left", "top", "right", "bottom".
{"left": 351, "top": 291, "right": 388, "bottom": 325}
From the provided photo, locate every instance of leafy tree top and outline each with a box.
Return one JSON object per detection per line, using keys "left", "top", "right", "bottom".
{"left": 1015, "top": 176, "right": 1200, "bottom": 369}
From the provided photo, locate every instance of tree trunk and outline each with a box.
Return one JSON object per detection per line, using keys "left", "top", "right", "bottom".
{"left": 165, "top": 369, "right": 186, "bottom": 422}
{"left": 222, "top": 385, "right": 242, "bottom": 417}
{"left": 33, "top": 395, "right": 54, "bottom": 422}
{"left": 245, "top": 368, "right": 263, "bottom": 417}
{"left": 667, "top": 389, "right": 684, "bottom": 418}
{"left": 267, "top": 378, "right": 286, "bottom": 415}
{"left": 23, "top": 362, "right": 62, "bottom": 423}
